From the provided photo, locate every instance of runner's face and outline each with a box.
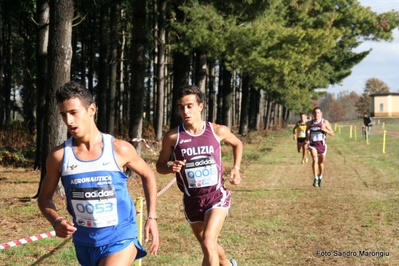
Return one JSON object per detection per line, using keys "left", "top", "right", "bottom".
{"left": 58, "top": 97, "right": 96, "bottom": 138}
{"left": 178, "top": 94, "right": 203, "bottom": 125}
{"left": 313, "top": 109, "right": 322, "bottom": 121}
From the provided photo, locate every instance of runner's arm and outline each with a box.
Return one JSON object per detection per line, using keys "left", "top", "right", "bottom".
{"left": 115, "top": 139, "right": 159, "bottom": 254}
{"left": 213, "top": 123, "right": 243, "bottom": 185}
{"left": 305, "top": 121, "right": 310, "bottom": 143}
{"left": 37, "top": 145, "right": 77, "bottom": 238}
{"left": 322, "top": 120, "right": 334, "bottom": 136}
{"left": 156, "top": 129, "right": 185, "bottom": 174}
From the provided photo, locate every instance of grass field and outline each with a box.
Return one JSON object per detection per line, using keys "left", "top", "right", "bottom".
{"left": 1, "top": 122, "right": 399, "bottom": 265}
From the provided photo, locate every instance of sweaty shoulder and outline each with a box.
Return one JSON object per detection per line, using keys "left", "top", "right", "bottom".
{"left": 210, "top": 123, "right": 231, "bottom": 141}
{"left": 112, "top": 138, "right": 135, "bottom": 167}
{"left": 163, "top": 127, "right": 179, "bottom": 145}
{"left": 46, "top": 144, "right": 64, "bottom": 171}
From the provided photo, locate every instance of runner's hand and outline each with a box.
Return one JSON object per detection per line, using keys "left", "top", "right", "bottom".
{"left": 145, "top": 218, "right": 159, "bottom": 255}
{"left": 170, "top": 160, "right": 186, "bottom": 173}
{"left": 54, "top": 219, "right": 77, "bottom": 238}
{"left": 229, "top": 168, "right": 241, "bottom": 185}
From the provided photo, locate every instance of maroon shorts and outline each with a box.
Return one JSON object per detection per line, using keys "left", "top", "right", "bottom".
{"left": 309, "top": 142, "right": 327, "bottom": 156}
{"left": 183, "top": 188, "right": 231, "bottom": 223}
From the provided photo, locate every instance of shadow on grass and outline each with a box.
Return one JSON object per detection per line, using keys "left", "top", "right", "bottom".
{"left": 29, "top": 238, "right": 70, "bottom": 266}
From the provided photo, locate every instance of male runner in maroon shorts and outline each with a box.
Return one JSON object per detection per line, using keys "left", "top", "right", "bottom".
{"left": 156, "top": 85, "right": 243, "bottom": 266}
{"left": 306, "top": 107, "right": 334, "bottom": 187}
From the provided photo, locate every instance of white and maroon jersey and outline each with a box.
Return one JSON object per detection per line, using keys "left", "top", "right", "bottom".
{"left": 173, "top": 122, "right": 225, "bottom": 197}
{"left": 309, "top": 119, "right": 326, "bottom": 146}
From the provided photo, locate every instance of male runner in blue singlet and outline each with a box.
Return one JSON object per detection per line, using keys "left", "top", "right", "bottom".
{"left": 156, "top": 85, "right": 243, "bottom": 266}
{"left": 305, "top": 107, "right": 334, "bottom": 187}
{"left": 38, "top": 81, "right": 159, "bottom": 266}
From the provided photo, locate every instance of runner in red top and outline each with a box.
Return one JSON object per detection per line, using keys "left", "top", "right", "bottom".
{"left": 156, "top": 85, "right": 243, "bottom": 266}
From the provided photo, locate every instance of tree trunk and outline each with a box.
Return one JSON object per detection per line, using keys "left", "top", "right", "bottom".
{"left": 264, "top": 93, "right": 272, "bottom": 131}
{"left": 170, "top": 2, "right": 190, "bottom": 129}
{"left": 170, "top": 51, "right": 190, "bottom": 129}
{"left": 239, "top": 75, "right": 250, "bottom": 135}
{"left": 130, "top": 0, "right": 147, "bottom": 159}
{"left": 108, "top": 1, "right": 120, "bottom": 135}
{"left": 0, "top": 4, "right": 4, "bottom": 128}
{"left": 216, "top": 62, "right": 224, "bottom": 125}
{"left": 155, "top": 0, "right": 167, "bottom": 141}
{"left": 249, "top": 86, "right": 260, "bottom": 130}
{"left": 207, "top": 61, "right": 216, "bottom": 123}
{"left": 34, "top": 0, "right": 49, "bottom": 171}
{"left": 194, "top": 50, "right": 207, "bottom": 120}
{"left": 22, "top": 18, "right": 36, "bottom": 134}
{"left": 88, "top": 9, "right": 97, "bottom": 94}
{"left": 38, "top": 0, "right": 74, "bottom": 197}
{"left": 152, "top": 0, "right": 158, "bottom": 129}
{"left": 276, "top": 103, "right": 282, "bottom": 128}
{"left": 97, "top": 5, "right": 109, "bottom": 133}
{"left": 222, "top": 64, "right": 232, "bottom": 128}
{"left": 4, "top": 17, "right": 12, "bottom": 124}
{"left": 282, "top": 106, "right": 289, "bottom": 128}
{"left": 270, "top": 102, "right": 276, "bottom": 128}
{"left": 79, "top": 16, "right": 86, "bottom": 87}
{"left": 232, "top": 71, "right": 237, "bottom": 127}
{"left": 118, "top": 8, "right": 126, "bottom": 136}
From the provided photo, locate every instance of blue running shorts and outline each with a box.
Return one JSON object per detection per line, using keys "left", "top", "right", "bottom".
{"left": 74, "top": 238, "right": 147, "bottom": 266}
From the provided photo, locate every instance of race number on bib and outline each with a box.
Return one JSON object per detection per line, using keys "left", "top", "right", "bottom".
{"left": 299, "top": 130, "right": 306, "bottom": 138}
{"left": 70, "top": 186, "right": 118, "bottom": 228}
{"left": 311, "top": 132, "right": 324, "bottom": 142}
{"left": 185, "top": 156, "right": 218, "bottom": 188}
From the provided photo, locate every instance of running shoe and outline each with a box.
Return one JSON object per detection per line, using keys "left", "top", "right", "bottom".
{"left": 313, "top": 178, "right": 318, "bottom": 187}
{"left": 229, "top": 259, "right": 238, "bottom": 266}
{"left": 318, "top": 178, "right": 322, "bottom": 187}
{"left": 305, "top": 157, "right": 308, "bottom": 163}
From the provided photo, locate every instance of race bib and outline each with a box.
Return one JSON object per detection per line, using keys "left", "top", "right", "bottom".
{"left": 311, "top": 132, "right": 324, "bottom": 142}
{"left": 70, "top": 186, "right": 118, "bottom": 228}
{"left": 298, "top": 130, "right": 306, "bottom": 138}
{"left": 185, "top": 156, "right": 218, "bottom": 188}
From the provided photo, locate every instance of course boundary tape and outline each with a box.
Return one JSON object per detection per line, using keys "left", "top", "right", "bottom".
{"left": 130, "top": 138, "right": 161, "bottom": 155}
{"left": 0, "top": 231, "right": 55, "bottom": 249}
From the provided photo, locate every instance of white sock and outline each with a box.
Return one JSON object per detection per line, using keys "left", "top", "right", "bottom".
{"left": 319, "top": 175, "right": 323, "bottom": 179}
{"left": 314, "top": 176, "right": 319, "bottom": 180}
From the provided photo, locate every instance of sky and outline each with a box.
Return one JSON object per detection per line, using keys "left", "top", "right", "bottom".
{"left": 327, "top": 0, "right": 399, "bottom": 95}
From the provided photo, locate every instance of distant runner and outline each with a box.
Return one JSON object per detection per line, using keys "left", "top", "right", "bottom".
{"left": 363, "top": 112, "right": 373, "bottom": 139}
{"left": 292, "top": 113, "right": 309, "bottom": 164}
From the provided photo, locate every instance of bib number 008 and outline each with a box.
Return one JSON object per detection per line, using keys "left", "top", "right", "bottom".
{"left": 187, "top": 167, "right": 216, "bottom": 178}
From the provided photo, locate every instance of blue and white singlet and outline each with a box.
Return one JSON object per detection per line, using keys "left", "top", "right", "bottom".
{"left": 61, "top": 133, "right": 138, "bottom": 247}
